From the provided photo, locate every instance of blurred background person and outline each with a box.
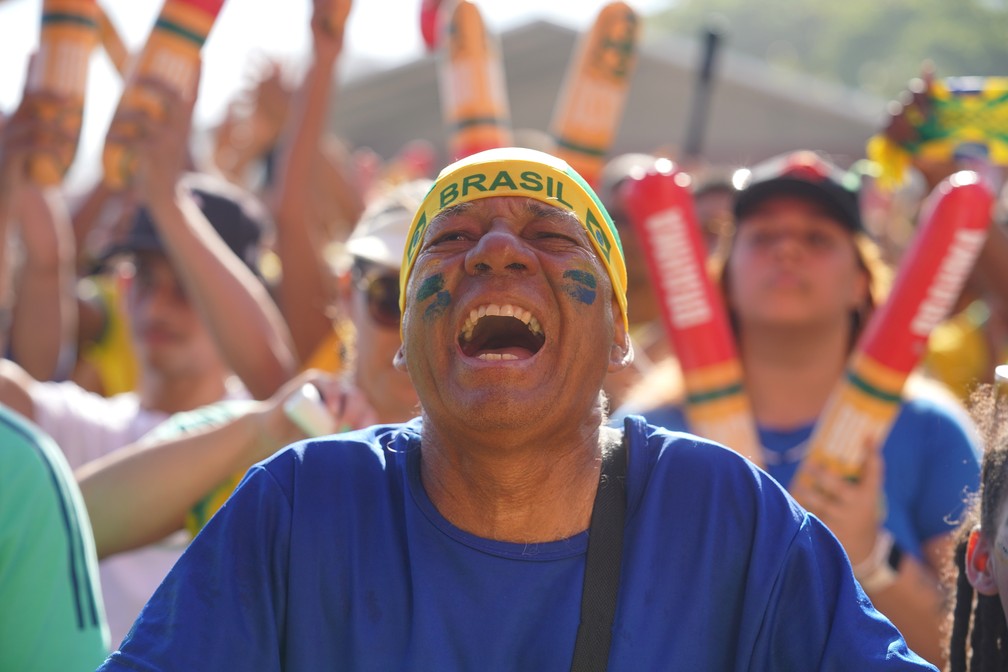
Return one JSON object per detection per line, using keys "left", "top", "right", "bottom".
{"left": 0, "top": 61, "right": 297, "bottom": 644}
{"left": 0, "top": 403, "right": 108, "bottom": 671}
{"left": 869, "top": 68, "right": 1008, "bottom": 404}
{"left": 0, "top": 57, "right": 113, "bottom": 667}
{"left": 946, "top": 380, "right": 1008, "bottom": 672}
{"left": 77, "top": 177, "right": 427, "bottom": 564}
{"left": 618, "top": 150, "right": 979, "bottom": 667}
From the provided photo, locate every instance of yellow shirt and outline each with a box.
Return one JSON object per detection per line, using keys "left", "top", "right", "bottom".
{"left": 78, "top": 275, "right": 139, "bottom": 396}
{"left": 924, "top": 301, "right": 998, "bottom": 401}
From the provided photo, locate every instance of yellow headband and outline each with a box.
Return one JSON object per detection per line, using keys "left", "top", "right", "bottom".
{"left": 400, "top": 147, "right": 628, "bottom": 331}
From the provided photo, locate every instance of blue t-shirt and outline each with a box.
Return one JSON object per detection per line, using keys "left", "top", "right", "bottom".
{"left": 627, "top": 394, "right": 980, "bottom": 560}
{"left": 100, "top": 417, "right": 936, "bottom": 671}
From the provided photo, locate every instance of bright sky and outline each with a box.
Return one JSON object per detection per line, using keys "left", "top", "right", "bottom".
{"left": 0, "top": 0, "right": 666, "bottom": 190}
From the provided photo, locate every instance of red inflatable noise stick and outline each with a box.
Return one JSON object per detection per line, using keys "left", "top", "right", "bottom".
{"left": 620, "top": 163, "right": 762, "bottom": 464}
{"left": 798, "top": 171, "right": 994, "bottom": 481}
{"left": 420, "top": 0, "right": 446, "bottom": 51}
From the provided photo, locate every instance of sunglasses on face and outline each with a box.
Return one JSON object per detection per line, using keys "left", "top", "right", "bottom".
{"left": 352, "top": 266, "right": 401, "bottom": 329}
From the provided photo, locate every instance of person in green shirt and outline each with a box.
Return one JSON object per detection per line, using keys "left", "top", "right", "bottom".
{"left": 0, "top": 403, "right": 108, "bottom": 670}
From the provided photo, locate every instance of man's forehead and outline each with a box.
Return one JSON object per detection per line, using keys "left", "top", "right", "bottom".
{"left": 429, "top": 196, "right": 580, "bottom": 227}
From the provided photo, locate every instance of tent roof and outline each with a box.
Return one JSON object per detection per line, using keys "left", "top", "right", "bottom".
{"left": 331, "top": 19, "right": 886, "bottom": 170}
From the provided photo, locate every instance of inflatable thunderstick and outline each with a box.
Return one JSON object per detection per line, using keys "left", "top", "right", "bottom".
{"left": 26, "top": 0, "right": 100, "bottom": 186}
{"left": 548, "top": 1, "right": 640, "bottom": 187}
{"left": 102, "top": 0, "right": 227, "bottom": 189}
{"left": 436, "top": 0, "right": 512, "bottom": 161}
{"left": 420, "top": 0, "right": 446, "bottom": 51}
{"left": 621, "top": 163, "right": 762, "bottom": 465}
{"left": 797, "top": 172, "right": 994, "bottom": 483}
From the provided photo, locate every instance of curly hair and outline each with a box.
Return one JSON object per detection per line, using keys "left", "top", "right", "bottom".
{"left": 947, "top": 386, "right": 1008, "bottom": 671}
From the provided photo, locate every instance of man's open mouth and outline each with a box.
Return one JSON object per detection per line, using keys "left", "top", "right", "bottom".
{"left": 458, "top": 303, "right": 546, "bottom": 360}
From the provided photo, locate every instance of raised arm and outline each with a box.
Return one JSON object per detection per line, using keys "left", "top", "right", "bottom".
{"left": 77, "top": 397, "right": 281, "bottom": 558}
{"left": 76, "top": 369, "right": 375, "bottom": 558}
{"left": 70, "top": 181, "right": 133, "bottom": 273}
{"left": 211, "top": 62, "right": 290, "bottom": 186}
{"left": 0, "top": 82, "right": 80, "bottom": 382}
{"left": 0, "top": 89, "right": 68, "bottom": 405}
{"left": 9, "top": 184, "right": 78, "bottom": 381}
{"left": 116, "top": 68, "right": 298, "bottom": 399}
{"left": 0, "top": 114, "right": 22, "bottom": 357}
{"left": 271, "top": 0, "right": 353, "bottom": 364}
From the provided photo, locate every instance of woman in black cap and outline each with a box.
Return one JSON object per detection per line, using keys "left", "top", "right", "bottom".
{"left": 620, "top": 150, "right": 980, "bottom": 667}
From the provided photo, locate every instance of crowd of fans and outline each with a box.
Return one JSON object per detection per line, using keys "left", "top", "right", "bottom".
{"left": 3, "top": 1, "right": 1008, "bottom": 670}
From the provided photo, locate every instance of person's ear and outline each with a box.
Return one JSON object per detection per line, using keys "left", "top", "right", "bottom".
{"left": 849, "top": 265, "right": 870, "bottom": 311}
{"left": 608, "top": 299, "right": 634, "bottom": 373}
{"left": 393, "top": 344, "right": 407, "bottom": 372}
{"left": 334, "top": 268, "right": 353, "bottom": 312}
{"left": 967, "top": 528, "right": 1000, "bottom": 596}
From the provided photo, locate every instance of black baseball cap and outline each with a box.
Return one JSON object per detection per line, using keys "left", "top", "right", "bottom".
{"left": 733, "top": 151, "right": 863, "bottom": 232}
{"left": 103, "top": 172, "right": 270, "bottom": 275}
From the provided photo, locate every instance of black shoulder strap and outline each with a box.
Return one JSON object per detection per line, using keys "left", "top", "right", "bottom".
{"left": 570, "top": 430, "right": 627, "bottom": 672}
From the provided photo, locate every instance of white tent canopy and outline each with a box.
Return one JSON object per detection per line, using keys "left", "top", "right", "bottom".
{"left": 330, "top": 20, "right": 886, "bottom": 171}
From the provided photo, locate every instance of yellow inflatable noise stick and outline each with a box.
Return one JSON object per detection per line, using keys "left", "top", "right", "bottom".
{"left": 549, "top": 1, "right": 640, "bottom": 188}
{"left": 102, "top": 0, "right": 227, "bottom": 190}
{"left": 26, "top": 0, "right": 100, "bottom": 186}
{"left": 436, "top": 0, "right": 513, "bottom": 161}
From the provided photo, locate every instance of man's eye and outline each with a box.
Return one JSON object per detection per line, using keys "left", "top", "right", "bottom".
{"left": 430, "top": 231, "right": 469, "bottom": 245}
{"left": 536, "top": 231, "right": 575, "bottom": 241}
{"left": 534, "top": 223, "right": 588, "bottom": 244}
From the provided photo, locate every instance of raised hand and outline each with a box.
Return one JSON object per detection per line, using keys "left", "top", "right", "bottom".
{"left": 790, "top": 439, "right": 885, "bottom": 567}
{"left": 105, "top": 70, "right": 200, "bottom": 210}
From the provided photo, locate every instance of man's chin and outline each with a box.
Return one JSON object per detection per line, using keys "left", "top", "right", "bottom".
{"left": 438, "top": 384, "right": 548, "bottom": 426}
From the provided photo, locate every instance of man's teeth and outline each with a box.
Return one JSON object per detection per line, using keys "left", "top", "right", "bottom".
{"left": 460, "top": 303, "right": 543, "bottom": 342}
{"left": 477, "top": 353, "right": 519, "bottom": 361}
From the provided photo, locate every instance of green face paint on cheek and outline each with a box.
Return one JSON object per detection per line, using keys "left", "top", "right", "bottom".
{"left": 416, "top": 273, "right": 451, "bottom": 322}
{"left": 417, "top": 274, "right": 445, "bottom": 303}
{"left": 561, "top": 269, "right": 598, "bottom": 305}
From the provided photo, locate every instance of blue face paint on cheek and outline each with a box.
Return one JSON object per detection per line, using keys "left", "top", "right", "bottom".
{"left": 417, "top": 273, "right": 451, "bottom": 322}
{"left": 561, "top": 269, "right": 598, "bottom": 305}
{"left": 425, "top": 291, "right": 451, "bottom": 321}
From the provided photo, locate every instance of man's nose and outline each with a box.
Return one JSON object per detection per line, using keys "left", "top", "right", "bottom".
{"left": 464, "top": 225, "right": 538, "bottom": 275}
